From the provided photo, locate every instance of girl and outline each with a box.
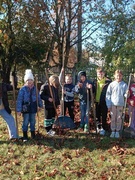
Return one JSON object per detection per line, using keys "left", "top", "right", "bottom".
{"left": 127, "top": 73, "right": 135, "bottom": 133}
{"left": 17, "top": 69, "right": 43, "bottom": 141}
{"left": 0, "top": 70, "right": 18, "bottom": 140}
{"left": 40, "top": 75, "right": 60, "bottom": 136}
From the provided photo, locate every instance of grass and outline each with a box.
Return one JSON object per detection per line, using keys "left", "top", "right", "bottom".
{"left": 0, "top": 109, "right": 135, "bottom": 180}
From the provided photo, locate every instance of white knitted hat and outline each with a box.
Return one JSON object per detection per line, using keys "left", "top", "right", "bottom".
{"left": 24, "top": 69, "right": 34, "bottom": 82}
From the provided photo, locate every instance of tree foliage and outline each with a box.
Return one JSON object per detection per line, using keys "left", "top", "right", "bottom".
{"left": 99, "top": 0, "right": 135, "bottom": 76}
{"left": 0, "top": 0, "right": 135, "bottom": 82}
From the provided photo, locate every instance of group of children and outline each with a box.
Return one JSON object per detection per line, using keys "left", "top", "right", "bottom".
{"left": 0, "top": 67, "right": 135, "bottom": 142}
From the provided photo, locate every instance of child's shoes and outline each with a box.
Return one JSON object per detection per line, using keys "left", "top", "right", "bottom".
{"left": 115, "top": 131, "right": 120, "bottom": 138}
{"left": 110, "top": 131, "right": 115, "bottom": 138}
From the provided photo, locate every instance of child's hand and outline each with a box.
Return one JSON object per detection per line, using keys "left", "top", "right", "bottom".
{"left": 126, "top": 90, "right": 130, "bottom": 96}
{"left": 108, "top": 108, "right": 111, "bottom": 112}
{"left": 17, "top": 112, "right": 21, "bottom": 116}
{"left": 38, "top": 107, "right": 42, "bottom": 111}
{"left": 78, "top": 82, "right": 83, "bottom": 88}
{"left": 86, "top": 83, "right": 92, "bottom": 89}
{"left": 130, "top": 100, "right": 134, "bottom": 106}
{"left": 48, "top": 97, "right": 53, "bottom": 102}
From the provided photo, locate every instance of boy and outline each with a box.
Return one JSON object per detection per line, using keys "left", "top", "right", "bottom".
{"left": 75, "top": 71, "right": 93, "bottom": 132}
{"left": 93, "top": 67, "right": 111, "bottom": 135}
{"left": 106, "top": 70, "right": 127, "bottom": 138}
{"left": 59, "top": 68, "right": 75, "bottom": 121}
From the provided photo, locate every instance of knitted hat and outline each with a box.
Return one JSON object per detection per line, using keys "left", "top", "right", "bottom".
{"left": 24, "top": 69, "right": 34, "bottom": 82}
{"left": 78, "top": 71, "right": 86, "bottom": 77}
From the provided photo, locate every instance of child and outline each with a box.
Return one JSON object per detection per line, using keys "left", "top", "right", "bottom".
{"left": 0, "top": 70, "right": 18, "bottom": 140}
{"left": 127, "top": 73, "right": 135, "bottom": 133}
{"left": 93, "top": 67, "right": 111, "bottom": 135}
{"left": 106, "top": 70, "right": 127, "bottom": 138}
{"left": 75, "top": 71, "right": 93, "bottom": 132}
{"left": 59, "top": 67, "right": 75, "bottom": 121}
{"left": 17, "top": 69, "right": 43, "bottom": 141}
{"left": 40, "top": 74, "right": 60, "bottom": 136}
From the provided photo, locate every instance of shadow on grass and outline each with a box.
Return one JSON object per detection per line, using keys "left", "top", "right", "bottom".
{"left": 1, "top": 129, "right": 134, "bottom": 152}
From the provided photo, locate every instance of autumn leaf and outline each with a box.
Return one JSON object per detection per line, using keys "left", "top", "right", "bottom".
{"left": 100, "top": 155, "right": 106, "bottom": 161}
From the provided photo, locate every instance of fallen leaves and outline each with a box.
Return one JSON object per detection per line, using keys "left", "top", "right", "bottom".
{"left": 108, "top": 145, "right": 126, "bottom": 156}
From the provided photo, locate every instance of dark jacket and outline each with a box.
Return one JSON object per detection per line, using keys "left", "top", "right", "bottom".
{"left": 1, "top": 83, "right": 13, "bottom": 114}
{"left": 93, "top": 77, "right": 111, "bottom": 103}
{"left": 75, "top": 79, "right": 94, "bottom": 103}
{"left": 40, "top": 83, "right": 60, "bottom": 109}
{"left": 64, "top": 83, "right": 75, "bottom": 102}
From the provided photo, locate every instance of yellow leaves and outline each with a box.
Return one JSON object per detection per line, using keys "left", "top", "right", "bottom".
{"left": 12, "top": 159, "right": 20, "bottom": 166}
{"left": 20, "top": 170, "right": 24, "bottom": 175}
{"left": 4, "top": 33, "right": 8, "bottom": 41}
{"left": 46, "top": 169, "right": 59, "bottom": 177}
{"left": 112, "top": 145, "right": 126, "bottom": 155}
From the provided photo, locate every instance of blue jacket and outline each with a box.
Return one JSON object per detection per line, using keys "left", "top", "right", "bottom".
{"left": 16, "top": 85, "right": 43, "bottom": 113}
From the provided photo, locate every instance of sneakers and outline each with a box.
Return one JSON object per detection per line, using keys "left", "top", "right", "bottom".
{"left": 110, "top": 131, "right": 115, "bottom": 138}
{"left": 23, "top": 139, "right": 28, "bottom": 142}
{"left": 97, "top": 127, "right": 100, "bottom": 133}
{"left": 110, "top": 131, "right": 120, "bottom": 138}
{"left": 115, "top": 131, "right": 120, "bottom": 138}
{"left": 100, "top": 128, "right": 105, "bottom": 136}
{"left": 84, "top": 124, "right": 89, "bottom": 133}
{"left": 77, "top": 124, "right": 84, "bottom": 131}
{"left": 47, "top": 129, "right": 55, "bottom": 136}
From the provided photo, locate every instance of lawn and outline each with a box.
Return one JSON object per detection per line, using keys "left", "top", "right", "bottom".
{"left": 0, "top": 108, "right": 135, "bottom": 180}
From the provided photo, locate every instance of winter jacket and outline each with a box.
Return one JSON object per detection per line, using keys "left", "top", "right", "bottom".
{"left": 40, "top": 83, "right": 60, "bottom": 109}
{"left": 0, "top": 83, "right": 13, "bottom": 114}
{"left": 106, "top": 80, "right": 127, "bottom": 108}
{"left": 59, "top": 69, "right": 75, "bottom": 102}
{"left": 17, "top": 85, "right": 43, "bottom": 113}
{"left": 93, "top": 77, "right": 111, "bottom": 103}
{"left": 75, "top": 79, "right": 94, "bottom": 103}
{"left": 127, "top": 83, "right": 135, "bottom": 106}
{"left": 64, "top": 83, "right": 75, "bottom": 102}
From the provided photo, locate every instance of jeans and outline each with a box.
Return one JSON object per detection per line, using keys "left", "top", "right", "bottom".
{"left": 80, "top": 102, "right": 88, "bottom": 126}
{"left": 0, "top": 109, "right": 18, "bottom": 139}
{"left": 22, "top": 113, "right": 36, "bottom": 131}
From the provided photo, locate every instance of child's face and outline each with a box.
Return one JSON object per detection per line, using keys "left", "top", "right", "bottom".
{"left": 65, "top": 76, "right": 72, "bottom": 84}
{"left": 97, "top": 70, "right": 105, "bottom": 80}
{"left": 114, "top": 73, "right": 123, "bottom": 82}
{"left": 80, "top": 75, "right": 86, "bottom": 82}
{"left": 25, "top": 79, "right": 34, "bottom": 87}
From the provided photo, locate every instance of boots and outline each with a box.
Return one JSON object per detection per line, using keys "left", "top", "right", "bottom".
{"left": 31, "top": 131, "right": 35, "bottom": 139}
{"left": 23, "top": 131, "right": 28, "bottom": 142}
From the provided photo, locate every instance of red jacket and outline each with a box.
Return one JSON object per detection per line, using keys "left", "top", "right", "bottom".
{"left": 127, "top": 83, "right": 135, "bottom": 106}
